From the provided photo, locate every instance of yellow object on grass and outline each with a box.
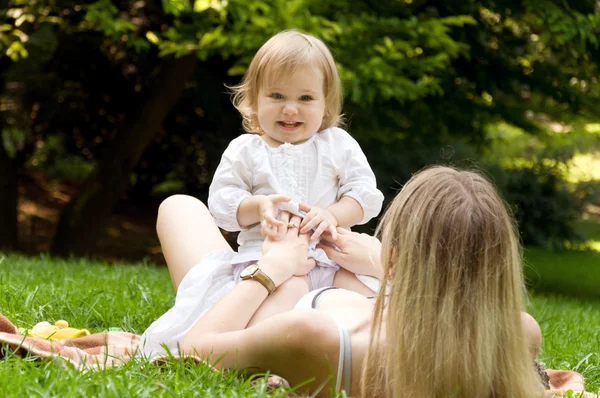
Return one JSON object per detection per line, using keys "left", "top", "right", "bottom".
{"left": 20, "top": 320, "right": 90, "bottom": 340}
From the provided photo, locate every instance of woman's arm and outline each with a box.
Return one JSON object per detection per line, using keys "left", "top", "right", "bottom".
{"left": 180, "top": 212, "right": 311, "bottom": 339}
{"left": 179, "top": 215, "right": 341, "bottom": 394}
{"left": 318, "top": 228, "right": 383, "bottom": 279}
{"left": 182, "top": 309, "right": 341, "bottom": 395}
{"left": 183, "top": 213, "right": 313, "bottom": 335}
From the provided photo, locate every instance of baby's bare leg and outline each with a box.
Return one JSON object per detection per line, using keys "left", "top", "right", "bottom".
{"left": 246, "top": 275, "right": 309, "bottom": 327}
{"left": 332, "top": 268, "right": 376, "bottom": 296}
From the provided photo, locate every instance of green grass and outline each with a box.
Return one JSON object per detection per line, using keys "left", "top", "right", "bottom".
{"left": 0, "top": 254, "right": 598, "bottom": 396}
{"left": 524, "top": 247, "right": 600, "bottom": 300}
{"left": 0, "top": 255, "right": 291, "bottom": 398}
{"left": 524, "top": 217, "right": 600, "bottom": 300}
{"left": 531, "top": 295, "right": 600, "bottom": 392}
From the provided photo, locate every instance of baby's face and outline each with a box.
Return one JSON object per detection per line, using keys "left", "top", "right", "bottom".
{"left": 256, "top": 65, "right": 325, "bottom": 146}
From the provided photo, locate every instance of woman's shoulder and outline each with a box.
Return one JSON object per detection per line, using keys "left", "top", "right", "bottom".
{"left": 285, "top": 309, "right": 341, "bottom": 338}
{"left": 265, "top": 309, "right": 340, "bottom": 355}
{"left": 240, "top": 309, "right": 345, "bottom": 395}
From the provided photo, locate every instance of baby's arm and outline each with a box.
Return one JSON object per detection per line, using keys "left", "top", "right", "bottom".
{"left": 208, "top": 140, "right": 253, "bottom": 232}
{"left": 238, "top": 194, "right": 291, "bottom": 239}
{"left": 326, "top": 196, "right": 363, "bottom": 228}
{"left": 208, "top": 137, "right": 290, "bottom": 238}
{"left": 334, "top": 128, "right": 384, "bottom": 225}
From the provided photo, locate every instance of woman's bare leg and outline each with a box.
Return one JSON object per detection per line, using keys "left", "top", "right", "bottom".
{"left": 157, "top": 194, "right": 232, "bottom": 291}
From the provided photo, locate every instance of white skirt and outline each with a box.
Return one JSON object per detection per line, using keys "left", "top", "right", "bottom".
{"left": 140, "top": 248, "right": 381, "bottom": 358}
{"left": 140, "top": 249, "right": 236, "bottom": 358}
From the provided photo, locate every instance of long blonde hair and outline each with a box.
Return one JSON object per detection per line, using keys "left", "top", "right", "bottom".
{"left": 229, "top": 30, "right": 343, "bottom": 133}
{"left": 361, "top": 166, "right": 544, "bottom": 397}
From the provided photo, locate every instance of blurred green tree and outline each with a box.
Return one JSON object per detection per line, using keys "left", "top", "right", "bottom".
{"left": 1, "top": 0, "right": 599, "bottom": 254}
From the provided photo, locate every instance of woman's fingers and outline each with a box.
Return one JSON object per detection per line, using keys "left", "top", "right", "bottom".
{"left": 317, "top": 242, "right": 343, "bottom": 264}
{"left": 287, "top": 215, "right": 302, "bottom": 235}
{"left": 320, "top": 229, "right": 342, "bottom": 244}
{"left": 336, "top": 227, "right": 350, "bottom": 236}
{"left": 327, "top": 225, "right": 338, "bottom": 241}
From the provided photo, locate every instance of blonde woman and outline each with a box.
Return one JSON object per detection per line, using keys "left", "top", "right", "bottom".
{"left": 142, "top": 166, "right": 546, "bottom": 397}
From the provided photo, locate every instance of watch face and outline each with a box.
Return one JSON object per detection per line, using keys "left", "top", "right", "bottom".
{"left": 240, "top": 264, "right": 258, "bottom": 278}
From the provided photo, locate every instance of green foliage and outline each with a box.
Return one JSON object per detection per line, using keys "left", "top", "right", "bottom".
{"left": 2, "top": 0, "right": 600, "bottom": 252}
{"left": 487, "top": 160, "right": 593, "bottom": 249}
{"left": 482, "top": 120, "right": 600, "bottom": 248}
{"left": 82, "top": 0, "right": 150, "bottom": 53}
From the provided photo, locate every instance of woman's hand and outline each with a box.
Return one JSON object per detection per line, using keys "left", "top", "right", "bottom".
{"left": 260, "top": 213, "right": 316, "bottom": 286}
{"left": 317, "top": 228, "right": 383, "bottom": 279}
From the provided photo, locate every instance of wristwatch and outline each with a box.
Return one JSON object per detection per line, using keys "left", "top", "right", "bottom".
{"left": 239, "top": 263, "right": 276, "bottom": 295}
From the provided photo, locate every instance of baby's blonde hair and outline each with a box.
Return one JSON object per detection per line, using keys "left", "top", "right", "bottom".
{"left": 361, "top": 166, "right": 545, "bottom": 397}
{"left": 229, "top": 30, "right": 343, "bottom": 133}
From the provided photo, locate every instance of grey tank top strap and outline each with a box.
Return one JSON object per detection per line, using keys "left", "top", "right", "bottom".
{"left": 310, "top": 286, "right": 339, "bottom": 309}
{"left": 309, "top": 287, "right": 353, "bottom": 394}
{"left": 336, "top": 320, "right": 352, "bottom": 394}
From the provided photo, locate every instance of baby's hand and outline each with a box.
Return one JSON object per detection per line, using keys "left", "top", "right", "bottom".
{"left": 299, "top": 203, "right": 338, "bottom": 241}
{"left": 258, "top": 194, "right": 291, "bottom": 240}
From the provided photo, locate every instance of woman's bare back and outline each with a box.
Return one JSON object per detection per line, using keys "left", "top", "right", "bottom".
{"left": 306, "top": 288, "right": 380, "bottom": 396}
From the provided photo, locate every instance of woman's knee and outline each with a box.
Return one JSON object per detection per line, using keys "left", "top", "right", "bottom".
{"left": 521, "top": 312, "right": 542, "bottom": 359}
{"left": 158, "top": 195, "right": 208, "bottom": 219}
{"left": 157, "top": 195, "right": 209, "bottom": 231}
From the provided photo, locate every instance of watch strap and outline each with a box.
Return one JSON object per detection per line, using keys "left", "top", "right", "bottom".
{"left": 243, "top": 264, "right": 276, "bottom": 295}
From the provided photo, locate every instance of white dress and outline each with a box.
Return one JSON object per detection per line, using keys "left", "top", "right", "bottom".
{"left": 209, "top": 127, "right": 384, "bottom": 289}
{"left": 140, "top": 127, "right": 383, "bottom": 357}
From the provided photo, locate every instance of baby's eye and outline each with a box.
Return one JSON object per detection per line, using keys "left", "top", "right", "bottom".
{"left": 269, "top": 93, "right": 284, "bottom": 100}
{"left": 300, "top": 95, "right": 313, "bottom": 101}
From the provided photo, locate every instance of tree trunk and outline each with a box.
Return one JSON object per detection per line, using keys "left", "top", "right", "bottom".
{"left": 0, "top": 134, "right": 19, "bottom": 252}
{"left": 50, "top": 55, "right": 197, "bottom": 257}
{"left": 0, "top": 60, "right": 19, "bottom": 252}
